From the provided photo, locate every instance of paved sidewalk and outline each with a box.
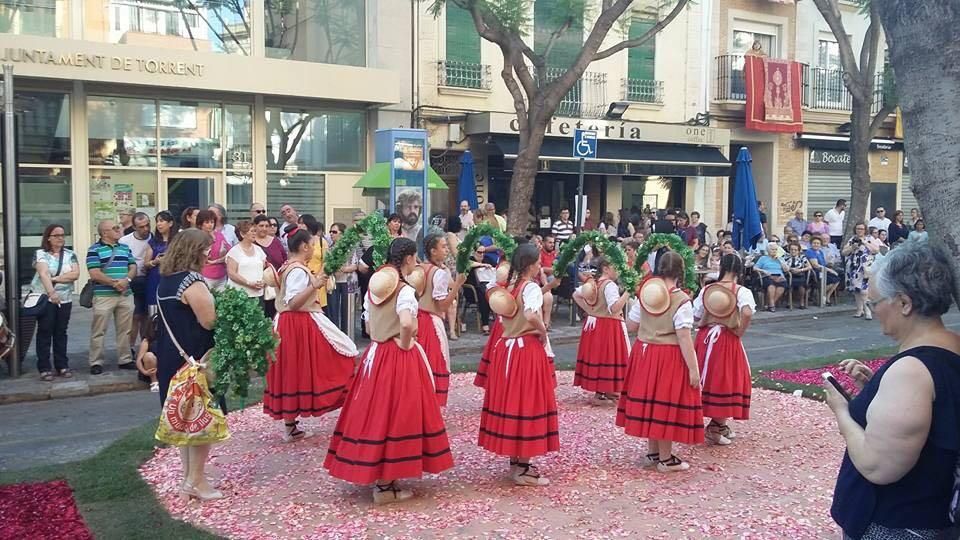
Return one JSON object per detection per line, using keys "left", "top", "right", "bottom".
{"left": 0, "top": 300, "right": 855, "bottom": 404}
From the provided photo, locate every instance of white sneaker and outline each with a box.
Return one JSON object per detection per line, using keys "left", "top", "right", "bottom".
{"left": 150, "top": 381, "right": 159, "bottom": 393}
{"left": 513, "top": 464, "right": 550, "bottom": 486}
{"left": 656, "top": 455, "right": 690, "bottom": 473}
{"left": 719, "top": 424, "right": 736, "bottom": 440}
{"left": 705, "top": 426, "right": 732, "bottom": 446}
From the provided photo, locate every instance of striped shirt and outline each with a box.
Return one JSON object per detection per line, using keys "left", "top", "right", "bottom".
{"left": 551, "top": 219, "right": 575, "bottom": 241}
{"left": 86, "top": 241, "right": 134, "bottom": 296}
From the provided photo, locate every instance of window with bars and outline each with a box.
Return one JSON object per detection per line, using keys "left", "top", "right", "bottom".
{"left": 535, "top": 0, "right": 585, "bottom": 115}
{"left": 443, "top": 4, "right": 485, "bottom": 88}
{"left": 626, "top": 17, "right": 659, "bottom": 103}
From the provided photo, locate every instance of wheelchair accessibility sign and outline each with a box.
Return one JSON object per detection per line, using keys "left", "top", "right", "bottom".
{"left": 573, "top": 129, "right": 597, "bottom": 159}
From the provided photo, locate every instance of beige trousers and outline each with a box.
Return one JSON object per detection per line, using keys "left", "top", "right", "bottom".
{"left": 89, "top": 294, "right": 134, "bottom": 367}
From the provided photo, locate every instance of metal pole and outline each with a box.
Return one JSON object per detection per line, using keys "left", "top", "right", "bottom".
{"left": 576, "top": 157, "right": 585, "bottom": 231}
{"left": 346, "top": 290, "right": 356, "bottom": 342}
{"left": 2, "top": 64, "right": 19, "bottom": 375}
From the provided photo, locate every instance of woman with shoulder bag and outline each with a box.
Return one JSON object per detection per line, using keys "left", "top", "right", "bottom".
{"left": 31, "top": 224, "right": 80, "bottom": 381}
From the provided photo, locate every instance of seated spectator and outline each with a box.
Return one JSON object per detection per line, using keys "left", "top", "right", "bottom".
{"left": 909, "top": 219, "right": 929, "bottom": 242}
{"left": 783, "top": 242, "right": 812, "bottom": 309}
{"left": 806, "top": 236, "right": 841, "bottom": 304}
{"left": 721, "top": 240, "right": 735, "bottom": 257}
{"left": 820, "top": 233, "right": 843, "bottom": 266}
{"left": 887, "top": 210, "right": 910, "bottom": 245}
{"left": 799, "top": 231, "right": 812, "bottom": 249}
{"left": 754, "top": 243, "right": 788, "bottom": 312}
{"left": 694, "top": 244, "right": 710, "bottom": 270}
{"left": 807, "top": 211, "right": 829, "bottom": 236}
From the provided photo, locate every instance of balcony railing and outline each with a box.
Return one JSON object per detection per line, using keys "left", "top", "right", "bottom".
{"left": 536, "top": 67, "right": 608, "bottom": 118}
{"left": 622, "top": 79, "right": 664, "bottom": 104}
{"left": 715, "top": 54, "right": 893, "bottom": 115}
{"left": 438, "top": 60, "right": 492, "bottom": 90}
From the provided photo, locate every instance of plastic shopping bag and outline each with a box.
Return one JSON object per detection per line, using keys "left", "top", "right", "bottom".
{"left": 155, "top": 361, "right": 230, "bottom": 447}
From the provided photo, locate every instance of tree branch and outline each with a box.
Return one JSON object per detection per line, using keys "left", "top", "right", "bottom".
{"left": 593, "top": 0, "right": 688, "bottom": 61}
{"left": 539, "top": 16, "right": 574, "bottom": 67}
{"left": 863, "top": 2, "right": 882, "bottom": 87}
{"left": 462, "top": 0, "right": 507, "bottom": 45}
{"left": 508, "top": 40, "right": 538, "bottom": 97}
{"left": 810, "top": 0, "right": 865, "bottom": 99}
{"left": 868, "top": 102, "right": 896, "bottom": 137}
{"left": 498, "top": 46, "right": 529, "bottom": 133}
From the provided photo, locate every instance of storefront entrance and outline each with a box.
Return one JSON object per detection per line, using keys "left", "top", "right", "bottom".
{"left": 161, "top": 173, "right": 221, "bottom": 223}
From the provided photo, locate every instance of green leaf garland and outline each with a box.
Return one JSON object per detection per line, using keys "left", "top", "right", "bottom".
{"left": 323, "top": 213, "right": 392, "bottom": 275}
{"left": 209, "top": 287, "right": 279, "bottom": 399}
{"left": 633, "top": 233, "right": 700, "bottom": 294}
{"left": 551, "top": 231, "right": 640, "bottom": 292}
{"left": 456, "top": 223, "right": 518, "bottom": 274}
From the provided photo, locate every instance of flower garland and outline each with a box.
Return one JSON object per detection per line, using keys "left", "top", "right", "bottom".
{"left": 551, "top": 231, "right": 640, "bottom": 292}
{"left": 323, "top": 213, "right": 391, "bottom": 275}
{"left": 209, "top": 287, "right": 279, "bottom": 399}
{"left": 633, "top": 233, "right": 700, "bottom": 293}
{"left": 456, "top": 223, "right": 518, "bottom": 274}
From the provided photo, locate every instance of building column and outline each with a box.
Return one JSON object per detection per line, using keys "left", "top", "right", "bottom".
{"left": 250, "top": 0, "right": 266, "bottom": 58}
{"left": 70, "top": 81, "right": 91, "bottom": 282}
{"left": 253, "top": 95, "right": 267, "bottom": 206}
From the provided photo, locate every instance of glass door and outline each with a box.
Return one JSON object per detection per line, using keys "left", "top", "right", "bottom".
{"left": 160, "top": 173, "right": 221, "bottom": 224}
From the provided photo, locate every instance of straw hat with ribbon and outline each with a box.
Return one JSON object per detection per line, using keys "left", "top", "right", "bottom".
{"left": 702, "top": 282, "right": 738, "bottom": 319}
{"left": 405, "top": 265, "right": 427, "bottom": 297}
{"left": 579, "top": 279, "right": 598, "bottom": 306}
{"left": 495, "top": 261, "right": 511, "bottom": 285}
{"left": 639, "top": 277, "right": 672, "bottom": 315}
{"left": 487, "top": 286, "right": 519, "bottom": 318}
{"left": 368, "top": 266, "right": 400, "bottom": 305}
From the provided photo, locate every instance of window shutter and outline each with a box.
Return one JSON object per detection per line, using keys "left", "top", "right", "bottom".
{"left": 446, "top": 5, "right": 480, "bottom": 63}
{"left": 627, "top": 17, "right": 656, "bottom": 81}
{"left": 534, "top": 0, "right": 583, "bottom": 68}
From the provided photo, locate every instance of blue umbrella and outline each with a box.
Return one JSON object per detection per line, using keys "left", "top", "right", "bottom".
{"left": 457, "top": 151, "right": 479, "bottom": 210}
{"left": 732, "top": 147, "right": 763, "bottom": 250}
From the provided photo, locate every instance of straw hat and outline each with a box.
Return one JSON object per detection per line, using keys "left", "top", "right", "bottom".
{"left": 579, "top": 279, "right": 598, "bottom": 306}
{"left": 368, "top": 266, "right": 400, "bottom": 305}
{"left": 639, "top": 277, "right": 671, "bottom": 315}
{"left": 262, "top": 266, "right": 279, "bottom": 288}
{"left": 495, "top": 262, "right": 511, "bottom": 285}
{"left": 487, "top": 286, "right": 518, "bottom": 318}
{"left": 406, "top": 265, "right": 427, "bottom": 297}
{"left": 702, "top": 282, "right": 737, "bottom": 319}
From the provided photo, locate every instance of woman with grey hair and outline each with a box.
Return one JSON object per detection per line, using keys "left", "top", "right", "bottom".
{"left": 827, "top": 240, "right": 960, "bottom": 540}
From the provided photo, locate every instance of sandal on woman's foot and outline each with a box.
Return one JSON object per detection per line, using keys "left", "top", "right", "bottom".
{"left": 282, "top": 421, "right": 309, "bottom": 443}
{"left": 513, "top": 464, "right": 550, "bottom": 486}
{"left": 705, "top": 425, "right": 732, "bottom": 446}
{"left": 656, "top": 455, "right": 690, "bottom": 473}
{"left": 150, "top": 381, "right": 160, "bottom": 393}
{"left": 717, "top": 423, "right": 736, "bottom": 440}
{"left": 641, "top": 453, "right": 660, "bottom": 468}
{"left": 58, "top": 369, "right": 73, "bottom": 378}
{"left": 40, "top": 371, "right": 54, "bottom": 382}
{"left": 373, "top": 482, "right": 413, "bottom": 505}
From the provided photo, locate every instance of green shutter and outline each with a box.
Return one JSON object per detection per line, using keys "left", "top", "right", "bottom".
{"left": 446, "top": 5, "right": 480, "bottom": 64}
{"left": 627, "top": 17, "right": 656, "bottom": 81}
{"left": 534, "top": 0, "right": 582, "bottom": 69}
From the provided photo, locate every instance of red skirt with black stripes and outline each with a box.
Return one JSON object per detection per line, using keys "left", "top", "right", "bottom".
{"left": 324, "top": 339, "right": 454, "bottom": 484}
{"left": 696, "top": 325, "right": 752, "bottom": 420}
{"left": 473, "top": 317, "right": 503, "bottom": 389}
{"left": 478, "top": 333, "right": 559, "bottom": 458}
{"left": 574, "top": 316, "right": 630, "bottom": 394}
{"left": 416, "top": 310, "right": 450, "bottom": 406}
{"left": 615, "top": 341, "right": 705, "bottom": 445}
{"left": 263, "top": 311, "right": 355, "bottom": 421}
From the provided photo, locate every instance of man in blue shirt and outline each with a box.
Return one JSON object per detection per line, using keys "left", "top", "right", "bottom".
{"left": 86, "top": 219, "right": 137, "bottom": 375}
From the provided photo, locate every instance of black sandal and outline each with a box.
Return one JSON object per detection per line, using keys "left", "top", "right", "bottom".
{"left": 373, "top": 481, "right": 413, "bottom": 504}
{"left": 513, "top": 463, "right": 549, "bottom": 486}
{"left": 40, "top": 371, "right": 54, "bottom": 382}
{"left": 283, "top": 420, "right": 306, "bottom": 443}
{"left": 58, "top": 369, "right": 73, "bottom": 378}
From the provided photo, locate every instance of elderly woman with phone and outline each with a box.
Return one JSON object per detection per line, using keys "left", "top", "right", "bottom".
{"left": 826, "top": 241, "right": 960, "bottom": 540}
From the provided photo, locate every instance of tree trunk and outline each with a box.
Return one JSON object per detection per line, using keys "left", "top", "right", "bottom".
{"left": 506, "top": 127, "right": 546, "bottom": 236}
{"left": 875, "top": 1, "right": 960, "bottom": 294}
{"left": 845, "top": 99, "right": 874, "bottom": 240}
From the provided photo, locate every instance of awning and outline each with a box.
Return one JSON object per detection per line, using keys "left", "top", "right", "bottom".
{"left": 486, "top": 135, "right": 730, "bottom": 177}
{"left": 794, "top": 133, "right": 903, "bottom": 151}
{"left": 353, "top": 162, "right": 449, "bottom": 190}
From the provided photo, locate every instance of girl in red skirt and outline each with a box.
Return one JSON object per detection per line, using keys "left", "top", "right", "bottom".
{"left": 478, "top": 244, "right": 558, "bottom": 486}
{"left": 616, "top": 251, "right": 703, "bottom": 472}
{"left": 324, "top": 238, "right": 453, "bottom": 504}
{"left": 692, "top": 253, "right": 754, "bottom": 445}
{"left": 414, "top": 234, "right": 467, "bottom": 406}
{"left": 573, "top": 256, "right": 631, "bottom": 403}
{"left": 264, "top": 229, "right": 359, "bottom": 443}
{"left": 474, "top": 262, "right": 509, "bottom": 389}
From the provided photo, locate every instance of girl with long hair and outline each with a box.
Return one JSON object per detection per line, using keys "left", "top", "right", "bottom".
{"left": 145, "top": 211, "right": 178, "bottom": 314}
{"left": 415, "top": 233, "right": 467, "bottom": 406}
{"left": 572, "top": 255, "right": 631, "bottom": 403}
{"left": 478, "top": 244, "right": 558, "bottom": 486}
{"left": 325, "top": 238, "right": 453, "bottom": 504}
{"left": 692, "top": 254, "right": 755, "bottom": 445}
{"left": 617, "top": 251, "right": 703, "bottom": 472}
{"left": 263, "top": 230, "right": 358, "bottom": 443}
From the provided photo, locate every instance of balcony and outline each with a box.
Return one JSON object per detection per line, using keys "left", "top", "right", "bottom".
{"left": 438, "top": 60, "right": 492, "bottom": 90}
{"left": 537, "top": 67, "right": 608, "bottom": 118}
{"left": 714, "top": 55, "right": 893, "bottom": 115}
{"left": 622, "top": 78, "right": 664, "bottom": 105}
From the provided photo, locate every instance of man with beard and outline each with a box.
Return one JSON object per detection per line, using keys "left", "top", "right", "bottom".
{"left": 396, "top": 189, "right": 423, "bottom": 242}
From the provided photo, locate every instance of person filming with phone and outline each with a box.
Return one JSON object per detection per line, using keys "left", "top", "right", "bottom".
{"left": 826, "top": 240, "right": 960, "bottom": 540}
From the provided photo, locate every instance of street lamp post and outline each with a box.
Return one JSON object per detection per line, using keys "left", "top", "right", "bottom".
{"left": 2, "top": 64, "right": 19, "bottom": 376}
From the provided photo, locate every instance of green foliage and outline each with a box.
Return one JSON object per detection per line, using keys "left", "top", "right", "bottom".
{"left": 456, "top": 222, "right": 518, "bottom": 274}
{"left": 633, "top": 233, "right": 700, "bottom": 294}
{"left": 427, "top": 0, "right": 533, "bottom": 34}
{"left": 551, "top": 231, "right": 639, "bottom": 292}
{"left": 210, "top": 287, "right": 279, "bottom": 399}
{"left": 323, "top": 213, "right": 391, "bottom": 275}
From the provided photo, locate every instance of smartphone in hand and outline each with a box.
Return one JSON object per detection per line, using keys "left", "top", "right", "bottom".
{"left": 822, "top": 372, "right": 852, "bottom": 402}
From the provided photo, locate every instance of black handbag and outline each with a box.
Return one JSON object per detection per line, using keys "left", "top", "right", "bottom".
{"left": 79, "top": 248, "right": 117, "bottom": 309}
{"left": 22, "top": 250, "right": 65, "bottom": 317}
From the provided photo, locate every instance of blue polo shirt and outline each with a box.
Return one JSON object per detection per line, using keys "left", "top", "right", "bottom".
{"left": 86, "top": 241, "right": 134, "bottom": 297}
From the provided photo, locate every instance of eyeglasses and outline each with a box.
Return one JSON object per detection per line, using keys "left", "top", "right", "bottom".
{"left": 330, "top": 230, "right": 340, "bottom": 235}
{"left": 111, "top": 225, "right": 122, "bottom": 231}
{"left": 269, "top": 223, "right": 279, "bottom": 228}
{"left": 864, "top": 297, "right": 892, "bottom": 311}
{"left": 877, "top": 210, "right": 885, "bottom": 213}
{"left": 814, "top": 214, "right": 823, "bottom": 217}
{"left": 254, "top": 210, "right": 266, "bottom": 214}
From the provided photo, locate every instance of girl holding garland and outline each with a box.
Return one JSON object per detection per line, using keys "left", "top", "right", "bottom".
{"left": 478, "top": 243, "right": 558, "bottom": 486}
{"left": 263, "top": 229, "right": 359, "bottom": 442}
{"left": 474, "top": 261, "right": 508, "bottom": 389}
{"left": 572, "top": 256, "right": 631, "bottom": 403}
{"left": 324, "top": 238, "right": 453, "bottom": 504}
{"left": 415, "top": 234, "right": 467, "bottom": 406}
{"left": 616, "top": 251, "right": 703, "bottom": 472}
{"left": 692, "top": 253, "right": 755, "bottom": 445}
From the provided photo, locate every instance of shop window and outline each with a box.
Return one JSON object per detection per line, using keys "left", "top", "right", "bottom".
{"left": 89, "top": 168, "right": 158, "bottom": 236}
{"left": 18, "top": 167, "right": 73, "bottom": 287}
{"left": 264, "top": 0, "right": 365, "bottom": 66}
{"left": 265, "top": 108, "right": 364, "bottom": 172}
{"left": 225, "top": 104, "right": 253, "bottom": 170}
{"left": 83, "top": 0, "right": 251, "bottom": 54}
{"left": 17, "top": 92, "right": 71, "bottom": 165}
{"left": 88, "top": 96, "right": 158, "bottom": 167}
{"left": 226, "top": 171, "right": 252, "bottom": 221}
{"left": 267, "top": 173, "right": 325, "bottom": 223}
{"left": 0, "top": 0, "right": 66, "bottom": 37}
{"left": 157, "top": 101, "right": 222, "bottom": 168}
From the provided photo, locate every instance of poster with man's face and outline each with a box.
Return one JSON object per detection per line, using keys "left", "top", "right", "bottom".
{"left": 392, "top": 138, "right": 427, "bottom": 243}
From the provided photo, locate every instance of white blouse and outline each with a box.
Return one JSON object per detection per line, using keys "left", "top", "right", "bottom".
{"left": 362, "top": 283, "right": 419, "bottom": 317}
{"left": 574, "top": 280, "right": 621, "bottom": 314}
{"left": 522, "top": 281, "right": 543, "bottom": 312}
{"left": 432, "top": 268, "right": 451, "bottom": 300}
{"left": 692, "top": 285, "right": 757, "bottom": 320}
{"left": 628, "top": 298, "right": 694, "bottom": 329}
{"left": 283, "top": 267, "right": 310, "bottom": 304}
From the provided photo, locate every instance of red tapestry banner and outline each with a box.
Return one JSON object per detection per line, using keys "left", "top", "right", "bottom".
{"left": 744, "top": 55, "right": 803, "bottom": 133}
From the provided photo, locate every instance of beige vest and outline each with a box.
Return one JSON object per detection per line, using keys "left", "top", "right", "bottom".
{"left": 636, "top": 289, "right": 690, "bottom": 345}
{"left": 275, "top": 262, "right": 323, "bottom": 313}
{"left": 368, "top": 282, "right": 405, "bottom": 343}
{"left": 698, "top": 282, "right": 743, "bottom": 330}
{"left": 501, "top": 280, "right": 538, "bottom": 338}
{"left": 583, "top": 278, "right": 622, "bottom": 320}
{"left": 417, "top": 264, "right": 443, "bottom": 315}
